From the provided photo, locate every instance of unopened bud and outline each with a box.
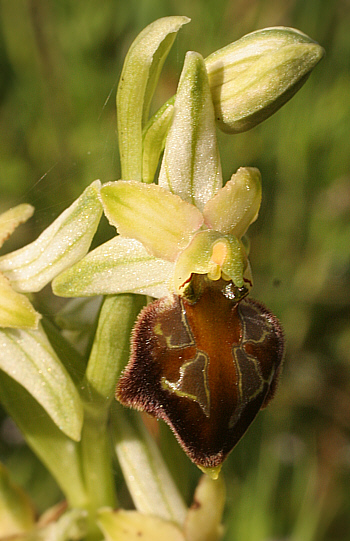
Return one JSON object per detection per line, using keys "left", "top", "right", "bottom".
{"left": 205, "top": 27, "right": 325, "bottom": 133}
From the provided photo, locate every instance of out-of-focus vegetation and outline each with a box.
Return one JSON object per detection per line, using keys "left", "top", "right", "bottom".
{"left": 0, "top": 0, "right": 349, "bottom": 539}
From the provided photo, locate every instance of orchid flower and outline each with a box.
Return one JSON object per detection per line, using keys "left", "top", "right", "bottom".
{"left": 51, "top": 45, "right": 262, "bottom": 301}
{"left": 50, "top": 15, "right": 323, "bottom": 478}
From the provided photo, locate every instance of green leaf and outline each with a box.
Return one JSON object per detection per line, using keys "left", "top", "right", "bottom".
{"left": 205, "top": 27, "right": 325, "bottom": 133}
{"left": 98, "top": 509, "right": 185, "bottom": 541}
{"left": 52, "top": 236, "right": 174, "bottom": 299}
{"left": 142, "top": 98, "right": 174, "bottom": 183}
{"left": 112, "top": 406, "right": 187, "bottom": 526}
{"left": 184, "top": 475, "right": 225, "bottom": 541}
{"left": 0, "top": 324, "right": 84, "bottom": 441}
{"left": 0, "top": 273, "right": 40, "bottom": 329}
{"left": 203, "top": 167, "right": 262, "bottom": 238}
{"left": 117, "top": 16, "right": 190, "bottom": 181}
{"left": 0, "top": 181, "right": 102, "bottom": 293}
{"left": 100, "top": 181, "right": 203, "bottom": 261}
{"left": 158, "top": 51, "right": 222, "bottom": 211}
{"left": 0, "top": 371, "right": 87, "bottom": 508}
{"left": 0, "top": 463, "right": 35, "bottom": 537}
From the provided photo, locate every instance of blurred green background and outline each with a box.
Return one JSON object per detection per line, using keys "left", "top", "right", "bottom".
{"left": 1, "top": 0, "right": 350, "bottom": 539}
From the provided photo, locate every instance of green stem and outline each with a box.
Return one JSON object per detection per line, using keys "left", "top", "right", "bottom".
{"left": 80, "top": 405, "right": 116, "bottom": 540}
{"left": 79, "top": 294, "right": 146, "bottom": 537}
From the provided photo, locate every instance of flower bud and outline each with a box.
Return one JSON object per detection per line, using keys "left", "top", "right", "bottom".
{"left": 205, "top": 27, "right": 325, "bottom": 133}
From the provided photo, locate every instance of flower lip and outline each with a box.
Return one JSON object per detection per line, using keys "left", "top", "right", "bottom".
{"left": 116, "top": 274, "right": 285, "bottom": 471}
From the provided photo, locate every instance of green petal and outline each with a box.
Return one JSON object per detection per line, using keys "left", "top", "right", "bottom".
{"left": 0, "top": 204, "right": 34, "bottom": 249}
{"left": 100, "top": 181, "right": 203, "bottom": 261}
{"left": 205, "top": 27, "right": 324, "bottom": 133}
{"left": 158, "top": 51, "right": 222, "bottom": 211}
{"left": 0, "top": 273, "right": 40, "bottom": 329}
{"left": 203, "top": 167, "right": 262, "bottom": 238}
{"left": 0, "top": 324, "right": 84, "bottom": 441}
{"left": 53, "top": 236, "right": 174, "bottom": 299}
{"left": 173, "top": 230, "right": 249, "bottom": 293}
{"left": 117, "top": 16, "right": 190, "bottom": 180}
{"left": 0, "top": 181, "right": 102, "bottom": 293}
{"left": 142, "top": 98, "right": 174, "bottom": 183}
{"left": 98, "top": 509, "right": 185, "bottom": 541}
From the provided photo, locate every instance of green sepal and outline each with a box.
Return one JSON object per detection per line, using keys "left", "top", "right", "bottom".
{"left": 158, "top": 51, "right": 222, "bottom": 211}
{"left": 100, "top": 181, "right": 203, "bottom": 261}
{"left": 52, "top": 236, "right": 174, "bottom": 299}
{"left": 142, "top": 98, "right": 174, "bottom": 183}
{"left": 0, "top": 181, "right": 102, "bottom": 293}
{"left": 205, "top": 27, "right": 325, "bottom": 133}
{"left": 0, "top": 324, "right": 84, "bottom": 442}
{"left": 117, "top": 16, "right": 190, "bottom": 180}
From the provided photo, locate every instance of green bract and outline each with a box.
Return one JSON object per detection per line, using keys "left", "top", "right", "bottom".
{"left": 117, "top": 16, "right": 190, "bottom": 181}
{"left": 0, "top": 324, "right": 84, "bottom": 441}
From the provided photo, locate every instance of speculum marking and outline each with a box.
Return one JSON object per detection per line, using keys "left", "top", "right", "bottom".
{"left": 162, "top": 350, "right": 210, "bottom": 417}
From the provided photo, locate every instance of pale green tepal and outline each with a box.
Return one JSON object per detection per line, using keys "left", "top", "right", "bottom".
{"left": 52, "top": 166, "right": 260, "bottom": 299}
